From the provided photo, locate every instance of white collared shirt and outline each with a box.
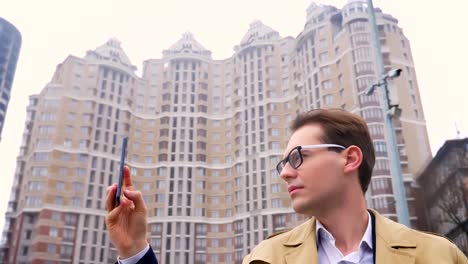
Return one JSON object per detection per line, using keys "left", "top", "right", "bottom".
{"left": 316, "top": 212, "right": 373, "bottom": 264}
{"left": 117, "top": 244, "right": 149, "bottom": 264}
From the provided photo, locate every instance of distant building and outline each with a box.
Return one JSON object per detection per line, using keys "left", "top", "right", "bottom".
{"left": 417, "top": 138, "right": 468, "bottom": 255}
{"left": 0, "top": 17, "right": 22, "bottom": 142}
{"left": 1, "top": 2, "right": 431, "bottom": 263}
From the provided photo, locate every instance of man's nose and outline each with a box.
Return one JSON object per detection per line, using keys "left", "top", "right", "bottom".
{"left": 280, "top": 162, "right": 297, "bottom": 182}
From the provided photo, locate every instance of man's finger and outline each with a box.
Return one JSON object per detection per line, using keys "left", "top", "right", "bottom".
{"left": 122, "top": 166, "right": 134, "bottom": 191}
{"left": 123, "top": 189, "right": 146, "bottom": 213}
{"left": 106, "top": 184, "right": 117, "bottom": 213}
{"left": 107, "top": 201, "right": 124, "bottom": 223}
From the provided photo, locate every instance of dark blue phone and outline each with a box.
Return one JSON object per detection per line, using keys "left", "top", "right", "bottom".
{"left": 115, "top": 136, "right": 128, "bottom": 206}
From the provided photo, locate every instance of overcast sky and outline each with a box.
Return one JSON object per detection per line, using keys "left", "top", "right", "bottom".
{"left": 1, "top": 0, "right": 467, "bottom": 230}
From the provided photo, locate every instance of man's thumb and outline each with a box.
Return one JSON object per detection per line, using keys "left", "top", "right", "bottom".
{"left": 123, "top": 189, "right": 146, "bottom": 212}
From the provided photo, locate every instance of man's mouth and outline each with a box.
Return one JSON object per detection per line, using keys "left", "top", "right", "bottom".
{"left": 288, "top": 185, "right": 304, "bottom": 195}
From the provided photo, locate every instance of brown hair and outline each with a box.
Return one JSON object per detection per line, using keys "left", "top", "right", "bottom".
{"left": 290, "top": 109, "right": 375, "bottom": 193}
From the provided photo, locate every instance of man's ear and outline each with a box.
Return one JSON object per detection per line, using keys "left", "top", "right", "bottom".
{"left": 343, "top": 145, "right": 363, "bottom": 175}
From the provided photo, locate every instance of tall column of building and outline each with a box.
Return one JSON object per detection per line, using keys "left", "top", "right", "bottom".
{"left": 0, "top": 17, "right": 22, "bottom": 141}
{"left": 2, "top": 38, "right": 139, "bottom": 264}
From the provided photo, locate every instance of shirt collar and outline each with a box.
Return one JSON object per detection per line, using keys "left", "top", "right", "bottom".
{"left": 315, "top": 211, "right": 373, "bottom": 250}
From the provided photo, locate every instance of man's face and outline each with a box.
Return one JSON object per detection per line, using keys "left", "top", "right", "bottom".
{"left": 280, "top": 124, "right": 346, "bottom": 216}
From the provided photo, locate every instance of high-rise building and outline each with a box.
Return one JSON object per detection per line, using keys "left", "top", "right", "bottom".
{"left": 0, "top": 17, "right": 21, "bottom": 142}
{"left": 1, "top": 1, "right": 431, "bottom": 263}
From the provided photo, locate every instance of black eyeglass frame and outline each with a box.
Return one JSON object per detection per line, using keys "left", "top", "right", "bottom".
{"left": 276, "top": 144, "right": 346, "bottom": 174}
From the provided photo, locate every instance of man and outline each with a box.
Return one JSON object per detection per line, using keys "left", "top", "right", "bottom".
{"left": 106, "top": 109, "right": 467, "bottom": 263}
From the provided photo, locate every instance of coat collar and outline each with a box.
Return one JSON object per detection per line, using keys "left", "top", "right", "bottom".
{"left": 282, "top": 219, "right": 318, "bottom": 263}
{"left": 281, "top": 210, "right": 417, "bottom": 264}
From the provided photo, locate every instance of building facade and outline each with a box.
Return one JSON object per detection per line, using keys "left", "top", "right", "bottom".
{"left": 417, "top": 138, "right": 468, "bottom": 255}
{"left": 1, "top": 1, "right": 431, "bottom": 263}
{"left": 0, "top": 17, "right": 21, "bottom": 142}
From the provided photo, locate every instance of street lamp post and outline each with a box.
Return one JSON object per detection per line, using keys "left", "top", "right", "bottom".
{"left": 366, "top": 0, "right": 411, "bottom": 227}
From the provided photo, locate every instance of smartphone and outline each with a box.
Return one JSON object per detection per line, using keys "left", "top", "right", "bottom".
{"left": 115, "top": 136, "right": 128, "bottom": 207}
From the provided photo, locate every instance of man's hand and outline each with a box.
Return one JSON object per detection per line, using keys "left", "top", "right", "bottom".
{"left": 106, "top": 166, "right": 148, "bottom": 259}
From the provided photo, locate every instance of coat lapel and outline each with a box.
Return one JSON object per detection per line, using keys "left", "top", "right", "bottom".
{"left": 283, "top": 218, "right": 319, "bottom": 264}
{"left": 371, "top": 210, "right": 416, "bottom": 264}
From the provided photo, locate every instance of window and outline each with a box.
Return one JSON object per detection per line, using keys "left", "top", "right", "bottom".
{"left": 146, "top": 144, "right": 153, "bottom": 152}
{"left": 159, "top": 141, "right": 168, "bottom": 149}
{"left": 47, "top": 244, "right": 56, "bottom": 253}
{"left": 56, "top": 181, "right": 65, "bottom": 191}
{"left": 272, "top": 198, "right": 281, "bottom": 208}
{"left": 322, "top": 80, "right": 332, "bottom": 90}
{"left": 212, "top": 144, "right": 221, "bottom": 152}
{"left": 61, "top": 153, "right": 70, "bottom": 161}
{"left": 196, "top": 194, "right": 205, "bottom": 203}
{"left": 270, "top": 116, "right": 278, "bottom": 124}
{"left": 154, "top": 208, "right": 164, "bottom": 216}
{"left": 54, "top": 196, "right": 63, "bottom": 205}
{"left": 79, "top": 140, "right": 88, "bottom": 149}
{"left": 271, "top": 142, "right": 280, "bottom": 150}
{"left": 271, "top": 183, "right": 281, "bottom": 193}
{"left": 73, "top": 182, "right": 83, "bottom": 192}
{"left": 60, "top": 245, "right": 73, "bottom": 257}
{"left": 156, "top": 181, "right": 166, "bottom": 189}
{"left": 49, "top": 227, "right": 58, "bottom": 237}
{"left": 72, "top": 197, "right": 81, "bottom": 206}
{"left": 59, "top": 167, "right": 68, "bottom": 176}
{"left": 67, "top": 112, "right": 76, "bottom": 120}
{"left": 75, "top": 168, "right": 86, "bottom": 177}
{"left": 374, "top": 142, "right": 387, "bottom": 154}
{"left": 33, "top": 152, "right": 49, "bottom": 162}
{"left": 80, "top": 126, "right": 89, "bottom": 135}
{"left": 321, "top": 66, "right": 330, "bottom": 75}
{"left": 39, "top": 125, "right": 55, "bottom": 134}
{"left": 319, "top": 52, "right": 328, "bottom": 61}
{"left": 28, "top": 181, "right": 43, "bottom": 191}
{"left": 65, "top": 126, "right": 73, "bottom": 134}
{"left": 157, "top": 167, "right": 167, "bottom": 176}
{"left": 156, "top": 194, "right": 165, "bottom": 203}
{"left": 25, "top": 196, "right": 42, "bottom": 206}
{"left": 212, "top": 210, "right": 219, "bottom": 218}
{"left": 32, "top": 167, "right": 48, "bottom": 176}
{"left": 21, "top": 246, "right": 28, "bottom": 256}
{"left": 144, "top": 169, "right": 152, "bottom": 177}
{"left": 78, "top": 154, "right": 88, "bottom": 163}
{"left": 196, "top": 181, "right": 205, "bottom": 189}
{"left": 274, "top": 215, "right": 286, "bottom": 227}
{"left": 323, "top": 94, "right": 333, "bottom": 105}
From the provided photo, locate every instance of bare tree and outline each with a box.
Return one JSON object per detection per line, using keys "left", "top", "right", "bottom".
{"left": 434, "top": 173, "right": 468, "bottom": 253}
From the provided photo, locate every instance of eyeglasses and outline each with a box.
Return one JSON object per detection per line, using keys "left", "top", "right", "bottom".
{"left": 276, "top": 144, "right": 346, "bottom": 174}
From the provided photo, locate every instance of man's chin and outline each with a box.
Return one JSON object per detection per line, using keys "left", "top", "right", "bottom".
{"left": 292, "top": 198, "right": 321, "bottom": 216}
